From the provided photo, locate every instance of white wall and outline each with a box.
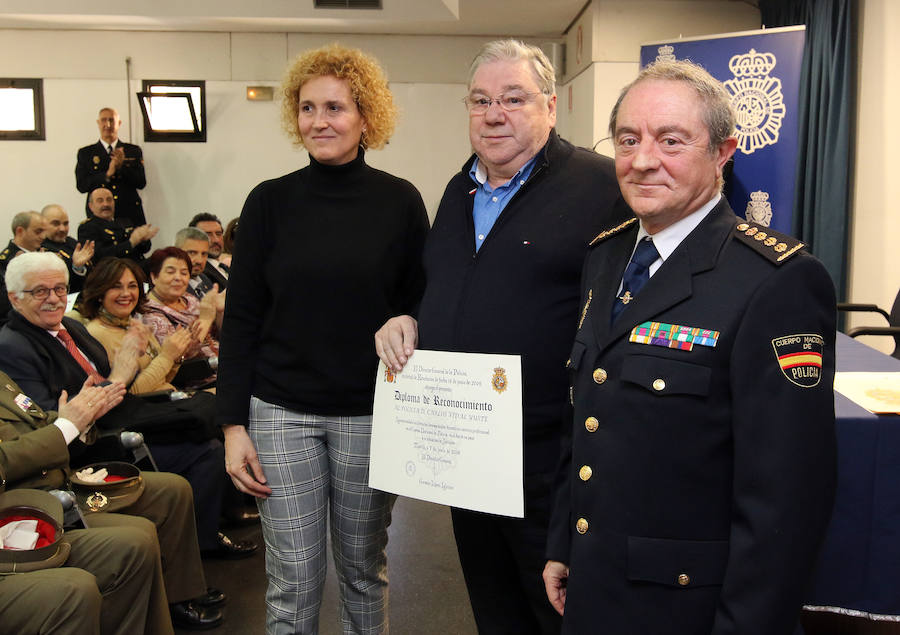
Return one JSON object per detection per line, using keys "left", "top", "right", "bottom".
{"left": 0, "top": 29, "right": 507, "bottom": 243}
{"left": 847, "top": 0, "right": 900, "bottom": 354}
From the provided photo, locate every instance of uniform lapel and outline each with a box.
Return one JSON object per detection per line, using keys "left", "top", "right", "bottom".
{"left": 597, "top": 200, "right": 737, "bottom": 349}
{"left": 588, "top": 224, "right": 638, "bottom": 345}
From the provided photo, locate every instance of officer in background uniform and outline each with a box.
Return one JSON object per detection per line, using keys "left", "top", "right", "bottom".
{"left": 75, "top": 107, "right": 147, "bottom": 227}
{"left": 0, "top": 211, "right": 46, "bottom": 327}
{"left": 544, "top": 60, "right": 837, "bottom": 634}
{"left": 77, "top": 187, "right": 158, "bottom": 264}
{"left": 41, "top": 203, "right": 95, "bottom": 293}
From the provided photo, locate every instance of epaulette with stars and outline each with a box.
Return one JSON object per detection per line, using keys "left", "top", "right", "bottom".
{"left": 588, "top": 217, "right": 637, "bottom": 247}
{"left": 734, "top": 221, "right": 805, "bottom": 265}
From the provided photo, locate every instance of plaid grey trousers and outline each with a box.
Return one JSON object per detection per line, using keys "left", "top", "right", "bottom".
{"left": 250, "top": 397, "right": 395, "bottom": 635}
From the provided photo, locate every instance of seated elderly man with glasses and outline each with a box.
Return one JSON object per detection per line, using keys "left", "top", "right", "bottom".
{"left": 0, "top": 251, "right": 236, "bottom": 630}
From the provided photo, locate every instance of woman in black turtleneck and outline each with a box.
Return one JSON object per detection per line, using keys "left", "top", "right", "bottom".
{"left": 217, "top": 44, "right": 428, "bottom": 633}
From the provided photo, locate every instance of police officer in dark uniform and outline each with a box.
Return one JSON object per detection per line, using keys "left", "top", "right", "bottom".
{"left": 41, "top": 203, "right": 95, "bottom": 293}
{"left": 0, "top": 211, "right": 46, "bottom": 326}
{"left": 77, "top": 187, "right": 158, "bottom": 264}
{"left": 75, "top": 107, "right": 147, "bottom": 227}
{"left": 544, "top": 60, "right": 837, "bottom": 635}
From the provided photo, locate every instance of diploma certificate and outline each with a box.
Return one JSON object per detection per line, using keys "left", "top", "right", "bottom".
{"left": 370, "top": 350, "right": 523, "bottom": 517}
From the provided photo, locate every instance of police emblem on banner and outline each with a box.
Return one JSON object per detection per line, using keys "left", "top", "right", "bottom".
{"left": 771, "top": 333, "right": 825, "bottom": 388}
{"left": 655, "top": 44, "right": 676, "bottom": 62}
{"left": 724, "top": 49, "right": 786, "bottom": 155}
{"left": 491, "top": 367, "right": 508, "bottom": 394}
{"left": 745, "top": 190, "right": 773, "bottom": 226}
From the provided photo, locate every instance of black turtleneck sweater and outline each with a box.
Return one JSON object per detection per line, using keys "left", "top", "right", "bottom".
{"left": 217, "top": 150, "right": 428, "bottom": 425}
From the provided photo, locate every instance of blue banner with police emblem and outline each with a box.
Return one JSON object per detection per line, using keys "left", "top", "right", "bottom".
{"left": 640, "top": 26, "right": 805, "bottom": 234}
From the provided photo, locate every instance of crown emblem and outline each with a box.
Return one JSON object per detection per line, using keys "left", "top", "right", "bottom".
{"left": 745, "top": 190, "right": 773, "bottom": 226}
{"left": 728, "top": 49, "right": 777, "bottom": 77}
{"left": 656, "top": 44, "right": 676, "bottom": 62}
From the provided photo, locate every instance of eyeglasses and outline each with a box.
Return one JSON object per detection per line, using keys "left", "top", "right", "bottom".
{"left": 21, "top": 284, "right": 69, "bottom": 300}
{"left": 462, "top": 91, "right": 546, "bottom": 114}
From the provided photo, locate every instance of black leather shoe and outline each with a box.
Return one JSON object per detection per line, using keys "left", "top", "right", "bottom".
{"left": 201, "top": 531, "right": 258, "bottom": 560}
{"left": 196, "top": 587, "right": 227, "bottom": 608}
{"left": 221, "top": 509, "right": 260, "bottom": 527}
{"left": 169, "top": 600, "right": 223, "bottom": 630}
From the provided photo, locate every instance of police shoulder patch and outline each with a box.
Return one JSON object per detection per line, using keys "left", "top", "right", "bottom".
{"left": 589, "top": 217, "right": 637, "bottom": 247}
{"left": 734, "top": 221, "right": 805, "bottom": 265}
{"left": 772, "top": 333, "right": 824, "bottom": 388}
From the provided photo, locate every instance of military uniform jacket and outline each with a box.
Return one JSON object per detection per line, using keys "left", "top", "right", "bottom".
{"left": 77, "top": 216, "right": 150, "bottom": 263}
{"left": 546, "top": 200, "right": 837, "bottom": 635}
{"left": 0, "top": 375, "right": 69, "bottom": 494}
{"left": 0, "top": 241, "right": 25, "bottom": 327}
{"left": 0, "top": 240, "right": 23, "bottom": 277}
{"left": 75, "top": 140, "right": 146, "bottom": 226}
{"left": 42, "top": 237, "right": 88, "bottom": 293}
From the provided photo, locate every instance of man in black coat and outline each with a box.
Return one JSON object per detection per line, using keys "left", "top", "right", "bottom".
{"left": 543, "top": 60, "right": 836, "bottom": 635}
{"left": 189, "top": 213, "right": 229, "bottom": 291}
{"left": 76, "top": 107, "right": 147, "bottom": 227}
{"left": 77, "top": 187, "right": 157, "bottom": 264}
{"left": 375, "top": 40, "right": 630, "bottom": 635}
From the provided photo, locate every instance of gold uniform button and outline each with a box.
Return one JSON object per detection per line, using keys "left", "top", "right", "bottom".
{"left": 652, "top": 378, "right": 666, "bottom": 391}
{"left": 578, "top": 465, "right": 592, "bottom": 481}
{"left": 576, "top": 518, "right": 589, "bottom": 534}
{"left": 584, "top": 416, "right": 599, "bottom": 432}
{"left": 592, "top": 368, "right": 608, "bottom": 384}
{"left": 677, "top": 573, "right": 691, "bottom": 586}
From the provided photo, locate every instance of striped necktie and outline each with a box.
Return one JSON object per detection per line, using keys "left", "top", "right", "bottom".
{"left": 57, "top": 329, "right": 105, "bottom": 383}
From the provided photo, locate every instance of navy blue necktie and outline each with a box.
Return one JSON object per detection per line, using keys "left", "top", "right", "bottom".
{"left": 611, "top": 237, "right": 660, "bottom": 322}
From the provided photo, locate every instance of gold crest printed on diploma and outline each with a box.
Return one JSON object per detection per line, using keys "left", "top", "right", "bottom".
{"left": 492, "top": 367, "right": 508, "bottom": 394}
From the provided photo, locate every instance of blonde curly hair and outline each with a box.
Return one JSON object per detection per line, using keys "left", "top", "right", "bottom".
{"left": 280, "top": 44, "right": 397, "bottom": 150}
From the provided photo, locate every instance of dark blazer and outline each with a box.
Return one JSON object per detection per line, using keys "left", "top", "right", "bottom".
{"left": 0, "top": 240, "right": 21, "bottom": 326}
{"left": 0, "top": 313, "right": 112, "bottom": 414}
{"left": 75, "top": 140, "right": 147, "bottom": 226}
{"left": 418, "top": 130, "right": 632, "bottom": 478}
{"left": 202, "top": 261, "right": 228, "bottom": 291}
{"left": 547, "top": 200, "right": 837, "bottom": 634}
{"left": 42, "top": 236, "right": 89, "bottom": 293}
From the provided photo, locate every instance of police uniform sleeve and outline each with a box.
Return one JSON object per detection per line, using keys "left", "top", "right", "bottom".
{"left": 75, "top": 145, "right": 109, "bottom": 194}
{"left": 118, "top": 144, "right": 146, "bottom": 190}
{"left": 711, "top": 253, "right": 837, "bottom": 634}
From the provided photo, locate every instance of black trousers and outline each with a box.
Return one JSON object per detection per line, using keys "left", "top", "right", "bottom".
{"left": 451, "top": 470, "right": 562, "bottom": 635}
{"left": 149, "top": 438, "right": 225, "bottom": 551}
